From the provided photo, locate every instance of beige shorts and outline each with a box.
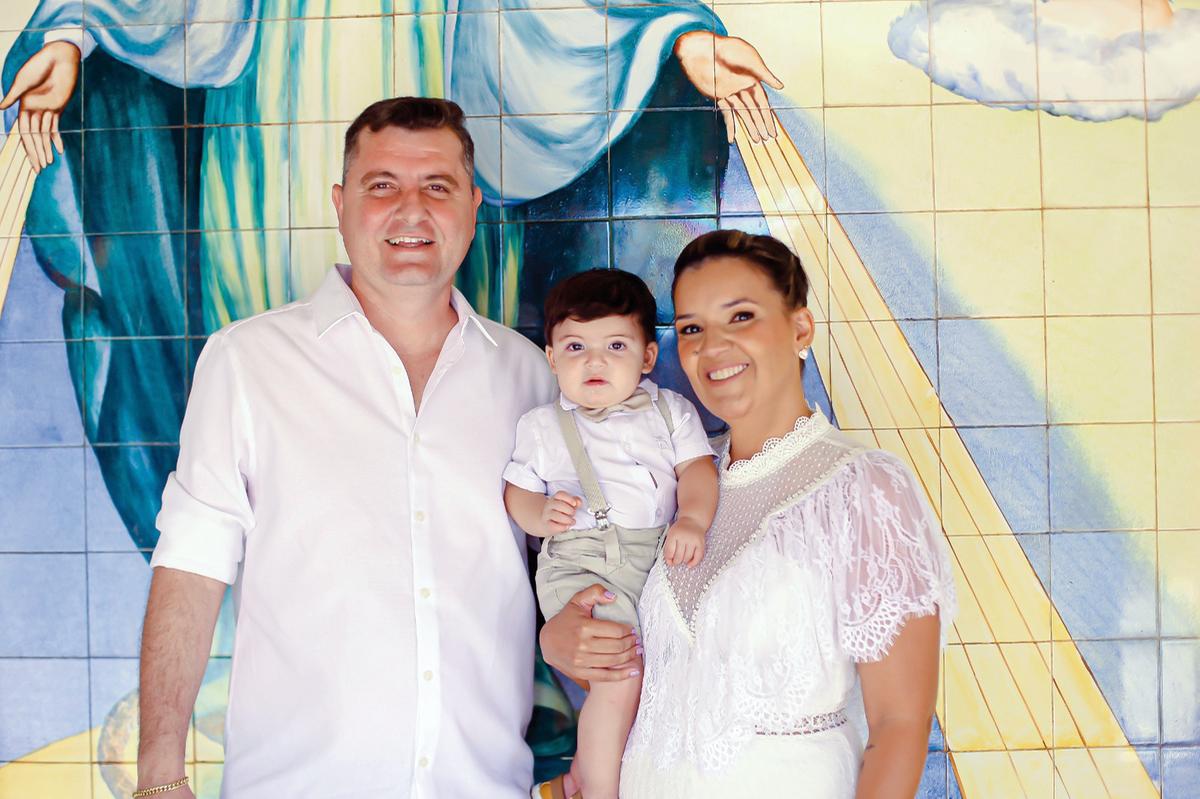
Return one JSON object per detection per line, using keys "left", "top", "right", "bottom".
{"left": 535, "top": 523, "right": 666, "bottom": 631}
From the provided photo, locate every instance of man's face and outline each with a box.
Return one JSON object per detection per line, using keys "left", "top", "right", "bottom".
{"left": 333, "top": 126, "right": 482, "bottom": 293}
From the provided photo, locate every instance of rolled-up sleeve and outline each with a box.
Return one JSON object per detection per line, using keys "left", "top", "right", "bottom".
{"left": 151, "top": 332, "right": 255, "bottom": 585}
{"left": 664, "top": 391, "right": 715, "bottom": 466}
{"left": 502, "top": 410, "right": 549, "bottom": 495}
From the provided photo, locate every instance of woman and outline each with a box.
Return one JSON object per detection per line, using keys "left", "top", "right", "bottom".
{"left": 540, "top": 229, "right": 956, "bottom": 798}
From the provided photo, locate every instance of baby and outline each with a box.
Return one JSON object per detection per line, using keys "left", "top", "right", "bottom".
{"left": 504, "top": 268, "right": 718, "bottom": 799}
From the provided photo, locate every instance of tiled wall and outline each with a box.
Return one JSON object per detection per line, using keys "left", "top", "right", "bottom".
{"left": 0, "top": 1, "right": 1197, "bottom": 797}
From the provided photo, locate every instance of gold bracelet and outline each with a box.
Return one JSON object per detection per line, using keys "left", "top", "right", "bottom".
{"left": 131, "top": 776, "right": 189, "bottom": 797}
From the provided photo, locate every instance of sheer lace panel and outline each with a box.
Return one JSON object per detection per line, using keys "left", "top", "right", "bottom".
{"left": 663, "top": 410, "right": 854, "bottom": 632}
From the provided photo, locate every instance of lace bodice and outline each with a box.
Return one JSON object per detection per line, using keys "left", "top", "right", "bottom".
{"left": 624, "top": 411, "right": 957, "bottom": 775}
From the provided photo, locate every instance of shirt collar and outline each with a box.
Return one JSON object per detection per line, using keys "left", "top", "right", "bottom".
{"left": 558, "top": 378, "right": 659, "bottom": 411}
{"left": 312, "top": 264, "right": 498, "bottom": 349}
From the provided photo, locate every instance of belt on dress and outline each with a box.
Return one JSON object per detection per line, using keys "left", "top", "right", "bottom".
{"left": 754, "top": 708, "right": 848, "bottom": 736}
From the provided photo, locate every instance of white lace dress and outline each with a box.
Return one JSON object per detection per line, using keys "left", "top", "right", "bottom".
{"left": 620, "top": 411, "right": 957, "bottom": 798}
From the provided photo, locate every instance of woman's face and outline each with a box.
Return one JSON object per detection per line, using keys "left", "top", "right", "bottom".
{"left": 672, "top": 255, "right": 813, "bottom": 425}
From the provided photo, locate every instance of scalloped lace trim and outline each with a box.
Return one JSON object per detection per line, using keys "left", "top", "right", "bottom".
{"left": 721, "top": 409, "right": 830, "bottom": 486}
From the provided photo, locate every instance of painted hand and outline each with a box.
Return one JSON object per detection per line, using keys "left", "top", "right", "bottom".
{"left": 0, "top": 41, "right": 81, "bottom": 172}
{"left": 674, "top": 31, "right": 784, "bottom": 144}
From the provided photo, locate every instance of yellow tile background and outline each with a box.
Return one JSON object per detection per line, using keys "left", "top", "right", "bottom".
{"left": 1040, "top": 112, "right": 1147, "bottom": 209}
{"left": 1043, "top": 209, "right": 1151, "bottom": 316}
{"left": 933, "top": 105, "right": 1041, "bottom": 211}
{"left": 1046, "top": 316, "right": 1154, "bottom": 424}
{"left": 936, "top": 210, "right": 1044, "bottom": 318}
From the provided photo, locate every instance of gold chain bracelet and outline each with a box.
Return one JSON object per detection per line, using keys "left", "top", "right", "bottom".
{"left": 131, "top": 776, "right": 189, "bottom": 797}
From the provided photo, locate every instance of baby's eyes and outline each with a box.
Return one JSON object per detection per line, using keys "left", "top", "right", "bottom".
{"left": 566, "top": 342, "right": 584, "bottom": 352}
{"left": 609, "top": 342, "right": 627, "bottom": 351}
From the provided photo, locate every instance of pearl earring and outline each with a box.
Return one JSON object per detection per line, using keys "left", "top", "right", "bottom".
{"left": 797, "top": 347, "right": 809, "bottom": 360}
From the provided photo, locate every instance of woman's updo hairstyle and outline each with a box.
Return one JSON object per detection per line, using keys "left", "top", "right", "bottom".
{"left": 671, "top": 229, "right": 809, "bottom": 310}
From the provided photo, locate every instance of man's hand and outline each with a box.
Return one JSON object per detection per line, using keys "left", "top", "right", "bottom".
{"left": 540, "top": 491, "right": 582, "bottom": 537}
{"left": 663, "top": 517, "right": 705, "bottom": 567}
{"left": 0, "top": 41, "right": 81, "bottom": 172}
{"left": 674, "top": 31, "right": 784, "bottom": 144}
{"left": 540, "top": 584, "right": 642, "bottom": 686}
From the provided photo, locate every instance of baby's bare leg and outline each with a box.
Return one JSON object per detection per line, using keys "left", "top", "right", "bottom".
{"left": 575, "top": 674, "right": 642, "bottom": 799}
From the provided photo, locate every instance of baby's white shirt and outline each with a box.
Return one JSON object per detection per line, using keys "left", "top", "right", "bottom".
{"left": 503, "top": 379, "right": 715, "bottom": 530}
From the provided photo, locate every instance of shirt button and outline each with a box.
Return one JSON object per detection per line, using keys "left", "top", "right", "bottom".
{"left": 412, "top": 432, "right": 421, "bottom": 446}
{"left": 420, "top": 588, "right": 431, "bottom": 599}
{"left": 418, "top": 756, "right": 429, "bottom": 768}
{"left": 423, "top": 670, "right": 434, "bottom": 681}
{"left": 414, "top": 511, "right": 426, "bottom": 523}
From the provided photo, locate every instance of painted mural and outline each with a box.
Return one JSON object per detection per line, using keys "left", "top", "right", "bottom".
{"left": 1, "top": 0, "right": 1197, "bottom": 797}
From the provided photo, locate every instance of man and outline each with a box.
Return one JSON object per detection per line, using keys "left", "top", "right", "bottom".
{"left": 136, "top": 97, "right": 560, "bottom": 798}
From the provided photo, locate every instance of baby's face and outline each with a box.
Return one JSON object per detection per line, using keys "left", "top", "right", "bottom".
{"left": 546, "top": 315, "right": 658, "bottom": 409}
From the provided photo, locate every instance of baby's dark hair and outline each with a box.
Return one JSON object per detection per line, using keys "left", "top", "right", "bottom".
{"left": 543, "top": 269, "right": 657, "bottom": 346}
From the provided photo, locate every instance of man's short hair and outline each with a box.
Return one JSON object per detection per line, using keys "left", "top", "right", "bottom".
{"left": 342, "top": 97, "right": 475, "bottom": 181}
{"left": 543, "top": 269, "right": 658, "bottom": 346}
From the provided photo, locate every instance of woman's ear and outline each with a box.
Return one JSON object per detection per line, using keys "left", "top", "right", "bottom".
{"left": 642, "top": 340, "right": 660, "bottom": 374}
{"left": 792, "top": 306, "right": 815, "bottom": 355}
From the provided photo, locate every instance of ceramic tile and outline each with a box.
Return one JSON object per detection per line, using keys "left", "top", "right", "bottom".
{"left": 717, "top": 3, "right": 823, "bottom": 109}
{"left": 939, "top": 318, "right": 1045, "bottom": 426}
{"left": 1150, "top": 207, "right": 1200, "bottom": 315}
{"left": 1043, "top": 208, "right": 1151, "bottom": 316}
{"left": 822, "top": 1, "right": 930, "bottom": 106}
{"left": 1045, "top": 316, "right": 1154, "bottom": 424}
{"left": 507, "top": 220, "right": 611, "bottom": 330}
{"left": 1072, "top": 638, "right": 1159, "bottom": 745}
{"left": 1048, "top": 423, "right": 1156, "bottom": 533}
{"left": 0, "top": 342, "right": 84, "bottom": 446}
{"left": 88, "top": 553, "right": 153, "bottom": 658}
{"left": 1051, "top": 532, "right": 1157, "bottom": 640}
{"left": 1040, "top": 110, "right": 1147, "bottom": 209}
{"left": 825, "top": 105, "right": 934, "bottom": 214}
{"left": 933, "top": 104, "right": 1041, "bottom": 211}
{"left": 0, "top": 658, "right": 90, "bottom": 761}
{"left": 289, "top": 15, "right": 397, "bottom": 123}
{"left": 936, "top": 210, "right": 1043, "bottom": 319}
{"left": 1160, "top": 531, "right": 1200, "bottom": 637}
{"left": 1157, "top": 424, "right": 1200, "bottom": 531}
{"left": 1148, "top": 101, "right": 1200, "bottom": 206}
{"left": 0, "top": 446, "right": 85, "bottom": 552}
{"left": 0, "top": 237, "right": 82, "bottom": 343}
{"left": 610, "top": 109, "right": 721, "bottom": 218}
{"left": 1154, "top": 315, "right": 1200, "bottom": 422}
{"left": 80, "top": 30, "right": 185, "bottom": 130}
{"left": 613, "top": 217, "right": 720, "bottom": 324}
{"left": 0, "top": 554, "right": 88, "bottom": 657}
{"left": 1162, "top": 639, "right": 1200, "bottom": 745}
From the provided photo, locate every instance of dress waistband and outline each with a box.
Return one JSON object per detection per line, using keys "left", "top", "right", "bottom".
{"left": 754, "top": 708, "right": 847, "bottom": 737}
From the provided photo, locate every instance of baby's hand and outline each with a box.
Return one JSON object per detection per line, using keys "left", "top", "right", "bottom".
{"left": 541, "top": 491, "right": 582, "bottom": 536}
{"left": 663, "top": 518, "right": 706, "bottom": 567}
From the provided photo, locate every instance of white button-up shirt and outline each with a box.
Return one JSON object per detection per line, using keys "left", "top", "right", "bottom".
{"left": 503, "top": 381, "right": 713, "bottom": 530}
{"left": 151, "top": 265, "right": 556, "bottom": 798}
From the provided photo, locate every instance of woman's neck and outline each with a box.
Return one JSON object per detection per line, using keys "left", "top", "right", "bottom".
{"left": 727, "top": 393, "right": 814, "bottom": 464}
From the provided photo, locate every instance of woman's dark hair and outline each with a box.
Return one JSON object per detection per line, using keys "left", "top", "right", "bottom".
{"left": 671, "top": 229, "right": 809, "bottom": 310}
{"left": 543, "top": 269, "right": 657, "bottom": 345}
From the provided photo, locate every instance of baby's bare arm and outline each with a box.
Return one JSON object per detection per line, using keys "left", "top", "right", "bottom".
{"left": 665, "top": 456, "right": 719, "bottom": 566}
{"left": 504, "top": 482, "right": 580, "bottom": 537}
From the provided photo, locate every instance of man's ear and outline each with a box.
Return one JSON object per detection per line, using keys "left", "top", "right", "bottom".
{"left": 642, "top": 340, "right": 659, "bottom": 374}
{"left": 544, "top": 344, "right": 557, "bottom": 374}
{"left": 472, "top": 185, "right": 483, "bottom": 212}
{"left": 332, "top": 183, "right": 344, "bottom": 233}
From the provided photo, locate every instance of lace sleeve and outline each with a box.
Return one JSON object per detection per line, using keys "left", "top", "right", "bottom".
{"left": 834, "top": 451, "right": 957, "bottom": 662}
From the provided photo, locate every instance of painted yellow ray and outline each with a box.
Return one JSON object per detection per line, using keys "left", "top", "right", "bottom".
{"left": 734, "top": 114, "right": 1157, "bottom": 798}
{"left": 0, "top": 132, "right": 37, "bottom": 318}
